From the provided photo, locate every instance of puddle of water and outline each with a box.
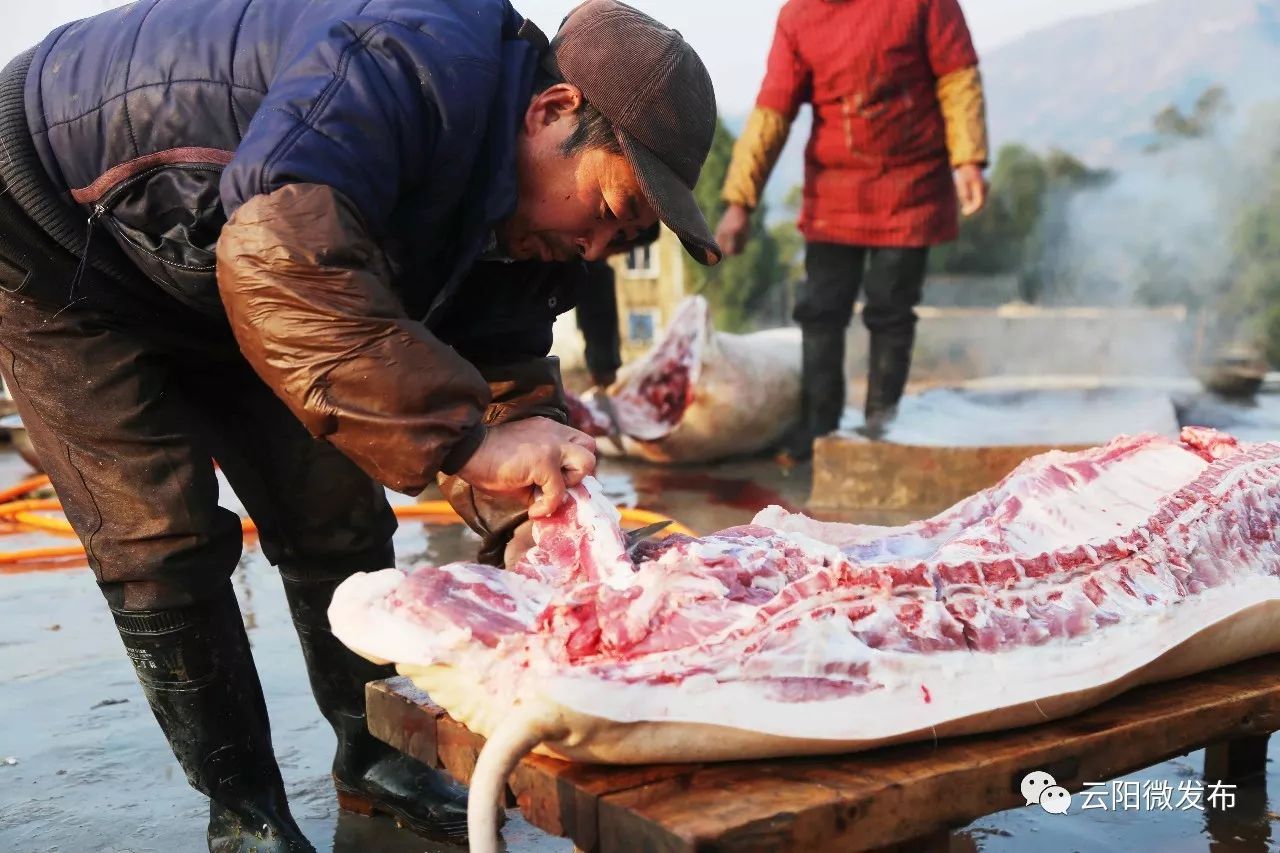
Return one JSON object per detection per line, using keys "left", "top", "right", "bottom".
{"left": 958, "top": 754, "right": 1276, "bottom": 852}
{"left": 603, "top": 455, "right": 811, "bottom": 535}
{"left": 0, "top": 447, "right": 566, "bottom": 853}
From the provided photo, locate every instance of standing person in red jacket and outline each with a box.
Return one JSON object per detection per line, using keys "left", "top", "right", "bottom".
{"left": 717, "top": 0, "right": 989, "bottom": 454}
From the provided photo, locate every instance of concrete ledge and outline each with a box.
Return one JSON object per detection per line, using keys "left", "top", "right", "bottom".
{"left": 809, "top": 435, "right": 1094, "bottom": 515}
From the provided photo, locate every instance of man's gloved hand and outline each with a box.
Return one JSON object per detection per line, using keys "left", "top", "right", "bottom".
{"left": 455, "top": 417, "right": 597, "bottom": 518}
{"left": 590, "top": 371, "right": 617, "bottom": 390}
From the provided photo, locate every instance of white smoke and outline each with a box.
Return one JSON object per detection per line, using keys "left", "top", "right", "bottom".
{"left": 1025, "top": 100, "right": 1280, "bottom": 376}
{"left": 1036, "top": 100, "right": 1279, "bottom": 312}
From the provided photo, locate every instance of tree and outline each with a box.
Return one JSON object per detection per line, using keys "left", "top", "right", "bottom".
{"left": 930, "top": 144, "right": 1042, "bottom": 278}
{"left": 1043, "top": 148, "right": 1112, "bottom": 189}
{"left": 1146, "top": 85, "right": 1230, "bottom": 152}
{"left": 1021, "top": 149, "right": 1114, "bottom": 303}
{"left": 931, "top": 144, "right": 1110, "bottom": 302}
{"left": 1230, "top": 151, "right": 1280, "bottom": 365}
{"left": 685, "top": 118, "right": 788, "bottom": 331}
{"left": 769, "top": 184, "right": 805, "bottom": 291}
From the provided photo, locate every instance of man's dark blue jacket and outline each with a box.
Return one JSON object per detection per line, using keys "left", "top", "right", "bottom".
{"left": 16, "top": 0, "right": 583, "bottom": 492}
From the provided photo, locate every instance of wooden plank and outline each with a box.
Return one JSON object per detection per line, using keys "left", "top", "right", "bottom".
{"left": 508, "top": 755, "right": 701, "bottom": 852}
{"left": 434, "top": 709, "right": 491, "bottom": 797}
{"left": 367, "top": 656, "right": 1280, "bottom": 852}
{"left": 366, "top": 678, "right": 701, "bottom": 848}
{"left": 365, "top": 677, "right": 446, "bottom": 769}
{"left": 596, "top": 655, "right": 1280, "bottom": 852}
{"left": 366, "top": 679, "right": 516, "bottom": 807}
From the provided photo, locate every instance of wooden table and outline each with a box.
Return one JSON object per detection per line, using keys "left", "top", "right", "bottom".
{"left": 366, "top": 655, "right": 1280, "bottom": 852}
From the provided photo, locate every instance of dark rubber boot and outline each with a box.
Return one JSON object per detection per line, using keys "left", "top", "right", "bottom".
{"left": 280, "top": 570, "right": 469, "bottom": 846}
{"left": 110, "top": 586, "right": 314, "bottom": 853}
{"left": 858, "top": 332, "right": 915, "bottom": 441}
{"left": 786, "top": 323, "right": 849, "bottom": 460}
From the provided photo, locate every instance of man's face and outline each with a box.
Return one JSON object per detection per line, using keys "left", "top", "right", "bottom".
{"left": 500, "top": 84, "right": 658, "bottom": 263}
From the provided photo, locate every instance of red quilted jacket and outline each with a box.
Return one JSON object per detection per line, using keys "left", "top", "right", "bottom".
{"left": 757, "top": 0, "right": 978, "bottom": 246}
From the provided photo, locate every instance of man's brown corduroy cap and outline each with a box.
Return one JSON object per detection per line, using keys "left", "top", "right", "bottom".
{"left": 545, "top": 0, "right": 723, "bottom": 266}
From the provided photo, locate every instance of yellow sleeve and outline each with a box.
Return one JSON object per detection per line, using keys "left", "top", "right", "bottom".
{"left": 720, "top": 106, "right": 793, "bottom": 210}
{"left": 936, "top": 65, "right": 989, "bottom": 168}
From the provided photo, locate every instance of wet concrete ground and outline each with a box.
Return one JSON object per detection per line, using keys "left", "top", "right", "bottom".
{"left": 1, "top": 446, "right": 1278, "bottom": 852}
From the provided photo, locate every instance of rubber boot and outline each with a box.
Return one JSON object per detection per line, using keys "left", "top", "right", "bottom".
{"left": 785, "top": 323, "right": 849, "bottom": 460}
{"left": 280, "top": 569, "right": 469, "bottom": 846}
{"left": 110, "top": 585, "right": 314, "bottom": 853}
{"left": 858, "top": 332, "right": 914, "bottom": 441}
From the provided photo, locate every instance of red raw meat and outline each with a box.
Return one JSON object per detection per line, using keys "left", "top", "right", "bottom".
{"left": 571, "top": 296, "right": 802, "bottom": 462}
{"left": 336, "top": 426, "right": 1280, "bottom": 702}
{"left": 564, "top": 392, "right": 609, "bottom": 437}
{"left": 331, "top": 428, "right": 1280, "bottom": 850}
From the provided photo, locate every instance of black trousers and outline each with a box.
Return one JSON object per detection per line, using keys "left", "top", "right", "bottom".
{"left": 796, "top": 243, "right": 928, "bottom": 335}
{"left": 794, "top": 243, "right": 929, "bottom": 434}
{"left": 0, "top": 191, "right": 395, "bottom": 613}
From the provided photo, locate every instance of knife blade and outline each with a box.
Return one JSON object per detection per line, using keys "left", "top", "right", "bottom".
{"left": 624, "top": 519, "right": 673, "bottom": 554}
{"left": 592, "top": 388, "right": 627, "bottom": 453}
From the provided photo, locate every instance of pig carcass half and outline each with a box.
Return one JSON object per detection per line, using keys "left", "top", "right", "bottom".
{"left": 330, "top": 428, "right": 1280, "bottom": 851}
{"left": 572, "top": 295, "right": 801, "bottom": 462}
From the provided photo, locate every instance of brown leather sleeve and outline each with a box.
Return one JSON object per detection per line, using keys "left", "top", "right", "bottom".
{"left": 215, "top": 183, "right": 491, "bottom": 495}
{"left": 437, "top": 357, "right": 569, "bottom": 566}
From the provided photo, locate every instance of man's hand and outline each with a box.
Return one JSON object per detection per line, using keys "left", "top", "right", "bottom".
{"left": 456, "top": 417, "right": 598, "bottom": 518}
{"left": 590, "top": 371, "right": 617, "bottom": 390}
{"left": 954, "top": 164, "right": 988, "bottom": 217}
{"left": 715, "top": 203, "right": 752, "bottom": 257}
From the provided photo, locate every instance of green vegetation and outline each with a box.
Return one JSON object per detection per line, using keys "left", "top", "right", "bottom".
{"left": 1228, "top": 134, "right": 1280, "bottom": 365}
{"left": 1147, "top": 85, "right": 1230, "bottom": 151}
{"left": 685, "top": 118, "right": 796, "bottom": 331}
{"left": 928, "top": 144, "right": 1111, "bottom": 299}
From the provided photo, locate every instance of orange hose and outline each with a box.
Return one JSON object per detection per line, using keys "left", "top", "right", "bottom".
{"left": 0, "top": 476, "right": 51, "bottom": 505}
{"left": 20, "top": 498, "right": 61, "bottom": 509}
{"left": 11, "top": 512, "right": 77, "bottom": 536}
{"left": 0, "top": 486, "right": 691, "bottom": 566}
{"left": 0, "top": 545, "right": 88, "bottom": 565}
{"left": 619, "top": 506, "right": 694, "bottom": 537}
{"left": 0, "top": 484, "right": 53, "bottom": 504}
{"left": 0, "top": 498, "right": 690, "bottom": 534}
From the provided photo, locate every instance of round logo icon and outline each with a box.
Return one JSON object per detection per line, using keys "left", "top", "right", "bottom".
{"left": 1021, "top": 770, "right": 1057, "bottom": 806}
{"left": 1039, "top": 785, "right": 1072, "bottom": 814}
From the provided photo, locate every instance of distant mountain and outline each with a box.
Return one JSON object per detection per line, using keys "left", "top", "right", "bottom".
{"left": 741, "top": 0, "right": 1280, "bottom": 211}
{"left": 982, "top": 0, "right": 1280, "bottom": 163}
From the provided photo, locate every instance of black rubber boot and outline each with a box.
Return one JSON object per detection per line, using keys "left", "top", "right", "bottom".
{"left": 280, "top": 569, "right": 469, "bottom": 846}
{"left": 858, "top": 332, "right": 914, "bottom": 441}
{"left": 786, "top": 323, "right": 849, "bottom": 460}
{"left": 110, "top": 585, "right": 314, "bottom": 853}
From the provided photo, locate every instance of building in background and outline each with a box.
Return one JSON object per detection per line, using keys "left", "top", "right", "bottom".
{"left": 610, "top": 225, "right": 688, "bottom": 362}
{"left": 553, "top": 225, "right": 688, "bottom": 378}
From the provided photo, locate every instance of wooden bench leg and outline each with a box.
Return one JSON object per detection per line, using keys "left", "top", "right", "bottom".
{"left": 1204, "top": 733, "right": 1270, "bottom": 783}
{"left": 1205, "top": 737, "right": 1270, "bottom": 851}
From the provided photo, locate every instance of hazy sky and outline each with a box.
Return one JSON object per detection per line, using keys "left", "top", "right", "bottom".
{"left": 5, "top": 0, "right": 1152, "bottom": 114}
